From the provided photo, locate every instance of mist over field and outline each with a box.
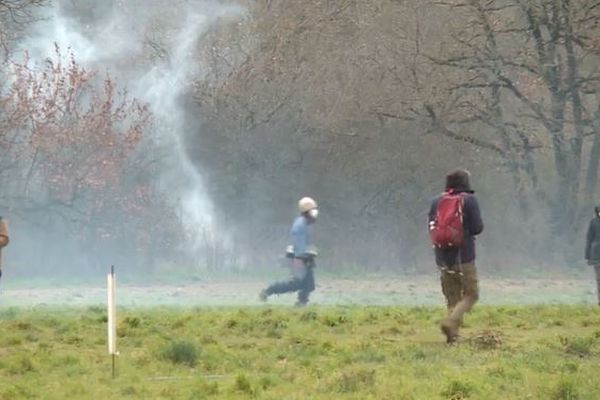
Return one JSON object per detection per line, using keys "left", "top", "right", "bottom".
{"left": 1, "top": 0, "right": 600, "bottom": 288}
{"left": 3, "top": 3, "right": 600, "bottom": 399}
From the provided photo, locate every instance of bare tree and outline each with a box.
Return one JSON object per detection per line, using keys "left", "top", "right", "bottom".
{"left": 405, "top": 0, "right": 600, "bottom": 240}
{"left": 0, "top": 0, "right": 46, "bottom": 57}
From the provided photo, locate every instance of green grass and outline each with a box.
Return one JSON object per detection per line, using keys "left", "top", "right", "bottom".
{"left": 0, "top": 305, "right": 600, "bottom": 399}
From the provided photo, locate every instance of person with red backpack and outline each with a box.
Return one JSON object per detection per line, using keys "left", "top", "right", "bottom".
{"left": 429, "top": 169, "right": 483, "bottom": 344}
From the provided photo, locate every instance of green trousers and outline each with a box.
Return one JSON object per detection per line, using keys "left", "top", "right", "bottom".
{"left": 440, "top": 262, "right": 479, "bottom": 330}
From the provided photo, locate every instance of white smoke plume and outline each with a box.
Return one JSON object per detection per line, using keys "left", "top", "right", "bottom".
{"left": 21, "top": 0, "right": 244, "bottom": 253}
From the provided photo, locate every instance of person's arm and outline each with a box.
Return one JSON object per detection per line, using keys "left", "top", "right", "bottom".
{"left": 585, "top": 220, "right": 594, "bottom": 260}
{"left": 428, "top": 197, "right": 438, "bottom": 227}
{"left": 464, "top": 196, "right": 483, "bottom": 236}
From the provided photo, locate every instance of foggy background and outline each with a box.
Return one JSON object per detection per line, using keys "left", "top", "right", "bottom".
{"left": 1, "top": 0, "right": 599, "bottom": 283}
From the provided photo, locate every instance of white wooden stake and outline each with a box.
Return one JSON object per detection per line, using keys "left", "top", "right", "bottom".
{"left": 107, "top": 265, "right": 117, "bottom": 377}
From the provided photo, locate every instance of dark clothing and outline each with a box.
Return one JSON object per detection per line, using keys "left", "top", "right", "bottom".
{"left": 585, "top": 217, "right": 600, "bottom": 262}
{"left": 429, "top": 190, "right": 483, "bottom": 266}
{"left": 593, "top": 265, "right": 600, "bottom": 305}
{"left": 586, "top": 218, "right": 600, "bottom": 305}
{"left": 265, "top": 258, "right": 315, "bottom": 305}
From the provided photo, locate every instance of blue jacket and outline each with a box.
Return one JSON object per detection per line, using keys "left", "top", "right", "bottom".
{"left": 291, "top": 216, "right": 311, "bottom": 258}
{"left": 428, "top": 190, "right": 483, "bottom": 266}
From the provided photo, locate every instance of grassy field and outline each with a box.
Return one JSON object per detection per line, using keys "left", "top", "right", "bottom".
{"left": 0, "top": 305, "right": 599, "bottom": 399}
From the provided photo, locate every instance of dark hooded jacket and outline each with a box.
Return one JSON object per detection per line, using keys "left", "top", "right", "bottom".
{"left": 585, "top": 216, "right": 600, "bottom": 263}
{"left": 428, "top": 185, "right": 483, "bottom": 267}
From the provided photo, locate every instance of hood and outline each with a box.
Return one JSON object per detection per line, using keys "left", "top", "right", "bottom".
{"left": 446, "top": 169, "right": 472, "bottom": 192}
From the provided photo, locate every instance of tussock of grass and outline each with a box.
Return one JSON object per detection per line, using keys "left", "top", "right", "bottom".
{"left": 123, "top": 316, "right": 141, "bottom": 328}
{"left": 333, "top": 366, "right": 376, "bottom": 393}
{"left": 441, "top": 380, "right": 475, "bottom": 399}
{"left": 161, "top": 340, "right": 199, "bottom": 366}
{"left": 551, "top": 378, "right": 580, "bottom": 400}
{"left": 559, "top": 335, "right": 596, "bottom": 357}
{"left": 0, "top": 305, "right": 599, "bottom": 398}
{"left": 234, "top": 373, "right": 255, "bottom": 394}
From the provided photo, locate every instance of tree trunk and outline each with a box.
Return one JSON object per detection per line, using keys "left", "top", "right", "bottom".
{"left": 563, "top": 1, "right": 585, "bottom": 233}
{"left": 585, "top": 103, "right": 600, "bottom": 205}
{"left": 475, "top": 0, "right": 530, "bottom": 214}
{"left": 549, "top": 94, "right": 569, "bottom": 226}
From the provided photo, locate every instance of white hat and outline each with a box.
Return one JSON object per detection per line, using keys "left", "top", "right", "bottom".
{"left": 298, "top": 197, "right": 317, "bottom": 213}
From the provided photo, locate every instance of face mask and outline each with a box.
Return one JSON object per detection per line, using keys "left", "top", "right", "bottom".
{"left": 308, "top": 208, "right": 319, "bottom": 219}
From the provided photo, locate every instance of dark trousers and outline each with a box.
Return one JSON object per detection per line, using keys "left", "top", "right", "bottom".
{"left": 594, "top": 265, "right": 600, "bottom": 305}
{"left": 266, "top": 259, "right": 315, "bottom": 304}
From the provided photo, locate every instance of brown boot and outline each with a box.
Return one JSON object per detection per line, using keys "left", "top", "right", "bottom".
{"left": 441, "top": 319, "right": 459, "bottom": 344}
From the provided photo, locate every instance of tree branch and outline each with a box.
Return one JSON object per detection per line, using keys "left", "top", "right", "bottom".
{"left": 424, "top": 104, "right": 505, "bottom": 156}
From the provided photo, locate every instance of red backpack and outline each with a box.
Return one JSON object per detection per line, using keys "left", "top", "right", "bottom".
{"left": 430, "top": 192, "right": 465, "bottom": 248}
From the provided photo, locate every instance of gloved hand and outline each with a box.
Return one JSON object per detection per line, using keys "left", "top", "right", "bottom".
{"left": 305, "top": 245, "right": 318, "bottom": 258}
{"left": 285, "top": 245, "right": 295, "bottom": 259}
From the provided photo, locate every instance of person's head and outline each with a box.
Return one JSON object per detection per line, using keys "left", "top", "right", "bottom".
{"left": 298, "top": 197, "right": 318, "bottom": 222}
{"left": 445, "top": 169, "right": 472, "bottom": 192}
{"left": 595, "top": 205, "right": 600, "bottom": 218}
